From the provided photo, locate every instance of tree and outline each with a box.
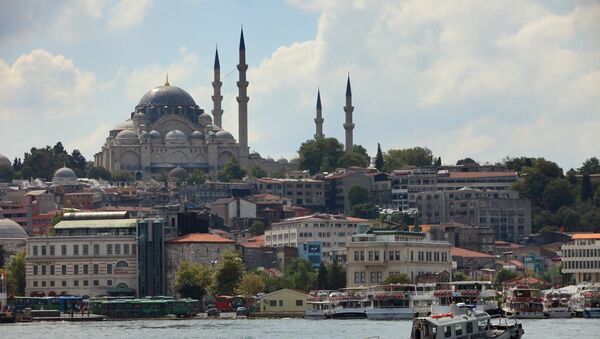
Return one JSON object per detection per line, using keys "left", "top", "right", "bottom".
{"left": 0, "top": 165, "right": 14, "bottom": 182}
{"left": 247, "top": 164, "right": 267, "bottom": 178}
{"left": 87, "top": 166, "right": 112, "bottom": 180}
{"left": 235, "top": 272, "right": 266, "bottom": 297}
{"left": 283, "top": 258, "right": 316, "bottom": 291}
{"left": 46, "top": 212, "right": 63, "bottom": 236}
{"left": 112, "top": 171, "right": 134, "bottom": 182}
{"left": 579, "top": 157, "right": 600, "bottom": 175}
{"left": 434, "top": 157, "right": 442, "bottom": 167}
{"left": 581, "top": 174, "right": 593, "bottom": 201}
{"left": 218, "top": 157, "right": 246, "bottom": 182}
{"left": 347, "top": 184, "right": 370, "bottom": 207}
{"left": 351, "top": 202, "right": 378, "bottom": 219}
{"left": 326, "top": 261, "right": 346, "bottom": 290}
{"left": 503, "top": 156, "right": 535, "bottom": 172}
{"left": 69, "top": 149, "right": 87, "bottom": 177}
{"left": 316, "top": 262, "right": 328, "bottom": 290}
{"left": 375, "top": 143, "right": 384, "bottom": 171}
{"left": 453, "top": 272, "right": 471, "bottom": 281}
{"left": 249, "top": 220, "right": 265, "bottom": 235}
{"left": 382, "top": 147, "right": 433, "bottom": 172}
{"left": 494, "top": 269, "right": 520, "bottom": 287}
{"left": 556, "top": 206, "right": 580, "bottom": 231}
{"left": 383, "top": 273, "right": 411, "bottom": 284}
{"left": 12, "top": 157, "right": 23, "bottom": 171}
{"left": 338, "top": 151, "right": 369, "bottom": 168}
{"left": 212, "top": 252, "right": 246, "bottom": 295}
{"left": 297, "top": 137, "right": 344, "bottom": 174}
{"left": 543, "top": 178, "right": 575, "bottom": 212}
{"left": 174, "top": 261, "right": 213, "bottom": 300}
{"left": 4, "top": 249, "right": 26, "bottom": 296}
{"left": 456, "top": 157, "right": 479, "bottom": 166}
{"left": 188, "top": 169, "right": 207, "bottom": 185}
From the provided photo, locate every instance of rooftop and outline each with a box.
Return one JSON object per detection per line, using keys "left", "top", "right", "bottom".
{"left": 571, "top": 233, "right": 600, "bottom": 240}
{"left": 168, "top": 233, "right": 235, "bottom": 244}
{"left": 273, "top": 214, "right": 369, "bottom": 225}
{"left": 451, "top": 247, "right": 495, "bottom": 258}
{"left": 54, "top": 218, "right": 138, "bottom": 230}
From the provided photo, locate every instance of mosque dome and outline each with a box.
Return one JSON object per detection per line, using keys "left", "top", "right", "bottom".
{"left": 0, "top": 154, "right": 11, "bottom": 167}
{"left": 165, "top": 130, "right": 187, "bottom": 140}
{"left": 113, "top": 119, "right": 134, "bottom": 131}
{"left": 190, "top": 130, "right": 204, "bottom": 138}
{"left": 198, "top": 112, "right": 213, "bottom": 126}
{"left": 137, "top": 84, "right": 197, "bottom": 107}
{"left": 54, "top": 166, "right": 77, "bottom": 179}
{"left": 0, "top": 217, "right": 27, "bottom": 239}
{"left": 215, "top": 130, "right": 235, "bottom": 143}
{"left": 249, "top": 152, "right": 261, "bottom": 159}
{"left": 149, "top": 130, "right": 162, "bottom": 138}
{"left": 115, "top": 129, "right": 139, "bottom": 140}
{"left": 277, "top": 157, "right": 289, "bottom": 164}
{"left": 168, "top": 167, "right": 188, "bottom": 180}
{"left": 266, "top": 157, "right": 275, "bottom": 163}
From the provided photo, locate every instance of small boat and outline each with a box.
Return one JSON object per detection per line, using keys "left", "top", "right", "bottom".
{"left": 410, "top": 304, "right": 524, "bottom": 339}
{"left": 502, "top": 285, "right": 545, "bottom": 319}
{"left": 432, "top": 281, "right": 500, "bottom": 316}
{"left": 331, "top": 288, "right": 371, "bottom": 319}
{"left": 542, "top": 288, "right": 573, "bottom": 318}
{"left": 305, "top": 291, "right": 335, "bottom": 319}
{"left": 568, "top": 283, "right": 600, "bottom": 318}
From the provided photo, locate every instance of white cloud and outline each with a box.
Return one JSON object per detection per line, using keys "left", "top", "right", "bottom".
{"left": 0, "top": 49, "right": 97, "bottom": 121}
{"left": 66, "top": 123, "right": 110, "bottom": 158}
{"left": 107, "top": 0, "right": 152, "bottom": 31}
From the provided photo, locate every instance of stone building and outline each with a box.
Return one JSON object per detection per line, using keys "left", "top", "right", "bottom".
{"left": 165, "top": 233, "right": 235, "bottom": 295}
{"left": 561, "top": 233, "right": 600, "bottom": 283}
{"left": 428, "top": 222, "right": 495, "bottom": 254}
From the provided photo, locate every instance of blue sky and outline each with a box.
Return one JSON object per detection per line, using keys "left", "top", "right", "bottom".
{"left": 0, "top": 0, "right": 599, "bottom": 170}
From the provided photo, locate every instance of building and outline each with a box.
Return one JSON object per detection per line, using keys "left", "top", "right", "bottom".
{"left": 165, "top": 233, "right": 235, "bottom": 295}
{"left": 389, "top": 168, "right": 437, "bottom": 211}
{"left": 209, "top": 197, "right": 256, "bottom": 226}
{"left": 435, "top": 171, "right": 518, "bottom": 191}
{"left": 238, "top": 235, "right": 277, "bottom": 270}
{"left": 265, "top": 214, "right": 378, "bottom": 263}
{"left": 428, "top": 222, "right": 495, "bottom": 254}
{"left": 0, "top": 189, "right": 57, "bottom": 235}
{"left": 345, "top": 229, "right": 452, "bottom": 287}
{"left": 561, "top": 233, "right": 600, "bottom": 283}
{"left": 25, "top": 211, "right": 165, "bottom": 298}
{"left": 178, "top": 181, "right": 254, "bottom": 206}
{"left": 416, "top": 188, "right": 531, "bottom": 243}
{"left": 257, "top": 288, "right": 309, "bottom": 315}
{"left": 255, "top": 178, "right": 326, "bottom": 210}
{"left": 298, "top": 242, "right": 322, "bottom": 270}
{"left": 248, "top": 194, "right": 294, "bottom": 225}
{"left": 63, "top": 191, "right": 102, "bottom": 210}
{"left": 451, "top": 247, "right": 496, "bottom": 276}
{"left": 323, "top": 168, "right": 376, "bottom": 213}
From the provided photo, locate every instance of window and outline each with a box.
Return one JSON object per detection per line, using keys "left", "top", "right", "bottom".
{"left": 74, "top": 280, "right": 79, "bottom": 287}
{"left": 50, "top": 245, "right": 55, "bottom": 256}
{"left": 93, "top": 280, "right": 99, "bottom": 286}
{"left": 41, "top": 266, "right": 46, "bottom": 275}
{"left": 269, "top": 300, "right": 276, "bottom": 307}
{"left": 93, "top": 264, "right": 99, "bottom": 275}
{"left": 94, "top": 244, "right": 100, "bottom": 255}
{"left": 374, "top": 251, "right": 380, "bottom": 261}
{"left": 50, "top": 265, "right": 55, "bottom": 275}
{"left": 107, "top": 244, "right": 113, "bottom": 255}
{"left": 33, "top": 281, "right": 38, "bottom": 287}
{"left": 61, "top": 245, "right": 67, "bottom": 256}
{"left": 132, "top": 244, "right": 137, "bottom": 255}
{"left": 33, "top": 266, "right": 38, "bottom": 275}
{"left": 83, "top": 264, "right": 88, "bottom": 275}
{"left": 279, "top": 300, "right": 283, "bottom": 307}
{"left": 33, "top": 246, "right": 38, "bottom": 256}
{"left": 395, "top": 251, "right": 400, "bottom": 260}
{"left": 296, "top": 300, "right": 303, "bottom": 306}
{"left": 74, "top": 265, "right": 79, "bottom": 275}
{"left": 41, "top": 281, "right": 46, "bottom": 287}
{"left": 388, "top": 251, "right": 394, "bottom": 260}
{"left": 115, "top": 244, "right": 121, "bottom": 255}
{"left": 83, "top": 280, "right": 89, "bottom": 286}
{"left": 354, "top": 251, "right": 360, "bottom": 261}
{"left": 107, "top": 280, "right": 112, "bottom": 286}
{"left": 50, "top": 281, "right": 55, "bottom": 287}
{"left": 116, "top": 261, "right": 129, "bottom": 268}
{"left": 83, "top": 244, "right": 89, "bottom": 255}
{"left": 444, "top": 326, "right": 452, "bottom": 338}
{"left": 124, "top": 244, "right": 130, "bottom": 255}
{"left": 62, "top": 281, "right": 67, "bottom": 287}
{"left": 41, "top": 246, "right": 46, "bottom": 256}
{"left": 368, "top": 251, "right": 374, "bottom": 261}
{"left": 466, "top": 322, "right": 473, "bottom": 334}
{"left": 73, "top": 244, "right": 79, "bottom": 256}
{"left": 62, "top": 265, "right": 67, "bottom": 275}
{"left": 107, "top": 264, "right": 113, "bottom": 274}
{"left": 354, "top": 272, "right": 360, "bottom": 283}
{"left": 455, "top": 324, "right": 462, "bottom": 336}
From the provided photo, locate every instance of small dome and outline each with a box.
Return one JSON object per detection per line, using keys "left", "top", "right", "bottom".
{"left": 168, "top": 167, "right": 188, "bottom": 180}
{"left": 165, "top": 130, "right": 187, "bottom": 140}
{"left": 198, "top": 112, "right": 213, "bottom": 126}
{"left": 149, "top": 130, "right": 161, "bottom": 138}
{"left": 0, "top": 218, "right": 27, "bottom": 239}
{"left": 113, "top": 119, "right": 134, "bottom": 131}
{"left": 190, "top": 130, "right": 204, "bottom": 138}
{"left": 54, "top": 166, "right": 77, "bottom": 179}
{"left": 277, "top": 157, "right": 288, "bottom": 164}
{"left": 266, "top": 157, "right": 275, "bottom": 163}
{"left": 215, "top": 130, "right": 235, "bottom": 142}
{"left": 116, "top": 129, "right": 139, "bottom": 140}
{"left": 0, "top": 154, "right": 10, "bottom": 167}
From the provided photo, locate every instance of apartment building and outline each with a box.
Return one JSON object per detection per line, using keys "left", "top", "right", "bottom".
{"left": 264, "top": 214, "right": 378, "bottom": 263}
{"left": 436, "top": 171, "right": 518, "bottom": 191}
{"left": 178, "top": 182, "right": 255, "bottom": 206}
{"left": 345, "top": 229, "right": 451, "bottom": 287}
{"left": 256, "top": 178, "right": 326, "bottom": 210}
{"left": 561, "top": 233, "right": 600, "bottom": 283}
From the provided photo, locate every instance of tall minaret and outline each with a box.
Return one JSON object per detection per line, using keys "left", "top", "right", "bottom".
{"left": 343, "top": 74, "right": 355, "bottom": 153}
{"left": 237, "top": 27, "right": 249, "bottom": 165}
{"left": 211, "top": 47, "right": 224, "bottom": 128}
{"left": 314, "top": 88, "right": 324, "bottom": 140}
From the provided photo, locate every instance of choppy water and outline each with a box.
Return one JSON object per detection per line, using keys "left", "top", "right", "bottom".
{"left": 3, "top": 318, "right": 599, "bottom": 338}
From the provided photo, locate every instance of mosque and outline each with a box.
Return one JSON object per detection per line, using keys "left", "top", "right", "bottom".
{"left": 94, "top": 29, "right": 356, "bottom": 179}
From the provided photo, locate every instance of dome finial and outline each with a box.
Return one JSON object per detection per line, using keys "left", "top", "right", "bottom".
{"left": 165, "top": 73, "right": 170, "bottom": 86}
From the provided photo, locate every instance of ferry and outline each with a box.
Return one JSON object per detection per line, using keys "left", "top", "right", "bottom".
{"left": 366, "top": 285, "right": 414, "bottom": 320}
{"left": 331, "top": 288, "right": 371, "bottom": 319}
{"left": 569, "top": 286, "right": 600, "bottom": 318}
{"left": 502, "top": 285, "right": 545, "bottom": 319}
{"left": 542, "top": 288, "right": 573, "bottom": 318}
{"left": 305, "top": 291, "right": 335, "bottom": 319}
{"left": 431, "top": 281, "right": 500, "bottom": 316}
{"left": 410, "top": 304, "right": 524, "bottom": 339}
{"left": 411, "top": 283, "right": 436, "bottom": 317}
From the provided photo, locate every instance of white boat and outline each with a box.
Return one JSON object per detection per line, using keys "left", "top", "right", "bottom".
{"left": 502, "top": 285, "right": 545, "bottom": 319}
{"left": 305, "top": 290, "right": 336, "bottom": 319}
{"left": 331, "top": 288, "right": 371, "bottom": 319}
{"left": 431, "top": 281, "right": 500, "bottom": 316}
{"left": 366, "top": 285, "right": 415, "bottom": 320}
{"left": 542, "top": 288, "right": 573, "bottom": 318}
{"left": 411, "top": 283, "right": 436, "bottom": 317}
{"left": 410, "top": 304, "right": 524, "bottom": 339}
{"left": 568, "top": 283, "right": 600, "bottom": 318}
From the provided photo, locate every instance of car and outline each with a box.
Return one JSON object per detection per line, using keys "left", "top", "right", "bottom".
{"left": 207, "top": 307, "right": 220, "bottom": 318}
{"left": 236, "top": 306, "right": 248, "bottom": 316}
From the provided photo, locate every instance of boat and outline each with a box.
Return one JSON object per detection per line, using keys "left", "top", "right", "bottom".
{"left": 305, "top": 291, "right": 335, "bottom": 319}
{"left": 410, "top": 304, "right": 524, "bottom": 339}
{"left": 502, "top": 285, "right": 545, "bottom": 319}
{"left": 331, "top": 288, "right": 371, "bottom": 319}
{"left": 412, "top": 283, "right": 437, "bottom": 317}
{"left": 568, "top": 283, "right": 600, "bottom": 318}
{"left": 542, "top": 288, "right": 573, "bottom": 318}
{"left": 431, "top": 281, "right": 500, "bottom": 316}
{"left": 366, "top": 285, "right": 414, "bottom": 320}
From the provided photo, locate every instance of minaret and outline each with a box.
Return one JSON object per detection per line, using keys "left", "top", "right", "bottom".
{"left": 343, "top": 74, "right": 355, "bottom": 153}
{"left": 212, "top": 47, "right": 224, "bottom": 128}
{"left": 314, "top": 88, "right": 324, "bottom": 140}
{"left": 237, "top": 27, "right": 249, "bottom": 165}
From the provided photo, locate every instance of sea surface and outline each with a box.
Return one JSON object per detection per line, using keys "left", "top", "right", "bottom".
{"left": 3, "top": 318, "right": 599, "bottom": 339}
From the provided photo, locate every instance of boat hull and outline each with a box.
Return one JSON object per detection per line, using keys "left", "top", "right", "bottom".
{"left": 366, "top": 308, "right": 413, "bottom": 320}
{"left": 584, "top": 308, "right": 600, "bottom": 318}
{"left": 332, "top": 308, "right": 367, "bottom": 319}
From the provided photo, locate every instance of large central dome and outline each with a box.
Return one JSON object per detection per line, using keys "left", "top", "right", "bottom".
{"left": 137, "top": 84, "right": 197, "bottom": 107}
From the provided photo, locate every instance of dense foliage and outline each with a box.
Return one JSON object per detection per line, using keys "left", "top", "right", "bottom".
{"left": 4, "top": 249, "right": 26, "bottom": 296}
{"left": 297, "top": 137, "right": 370, "bottom": 174}
{"left": 217, "top": 157, "right": 246, "bottom": 182}
{"left": 174, "top": 261, "right": 213, "bottom": 300}
{"left": 382, "top": 147, "right": 434, "bottom": 172}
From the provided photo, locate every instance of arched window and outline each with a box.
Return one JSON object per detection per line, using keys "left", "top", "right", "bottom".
{"left": 116, "top": 283, "right": 129, "bottom": 289}
{"left": 116, "top": 261, "right": 129, "bottom": 268}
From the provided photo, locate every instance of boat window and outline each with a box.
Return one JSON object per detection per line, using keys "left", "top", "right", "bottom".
{"left": 444, "top": 326, "right": 452, "bottom": 338}
{"left": 455, "top": 324, "right": 462, "bottom": 336}
{"left": 478, "top": 319, "right": 489, "bottom": 331}
{"left": 431, "top": 326, "right": 437, "bottom": 337}
{"left": 466, "top": 322, "right": 473, "bottom": 334}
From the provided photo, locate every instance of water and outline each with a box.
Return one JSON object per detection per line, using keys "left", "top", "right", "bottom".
{"left": 3, "top": 318, "right": 599, "bottom": 339}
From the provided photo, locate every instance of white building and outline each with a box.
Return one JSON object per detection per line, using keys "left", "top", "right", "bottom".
{"left": 264, "top": 214, "right": 378, "bottom": 263}
{"left": 561, "top": 233, "right": 600, "bottom": 283}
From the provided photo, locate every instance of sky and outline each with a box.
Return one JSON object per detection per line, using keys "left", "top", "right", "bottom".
{"left": 0, "top": 0, "right": 599, "bottom": 171}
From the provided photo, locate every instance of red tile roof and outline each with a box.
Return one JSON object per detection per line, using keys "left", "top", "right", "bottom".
{"left": 494, "top": 240, "right": 524, "bottom": 249}
{"left": 168, "top": 233, "right": 235, "bottom": 244}
{"left": 451, "top": 247, "right": 495, "bottom": 258}
{"left": 571, "top": 233, "right": 600, "bottom": 240}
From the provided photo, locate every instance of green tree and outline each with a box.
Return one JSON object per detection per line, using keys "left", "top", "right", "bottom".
{"left": 316, "top": 262, "right": 328, "bottom": 290}
{"left": 453, "top": 272, "right": 471, "bottom": 281}
{"left": 212, "top": 252, "right": 246, "bottom": 295}
{"left": 247, "top": 164, "right": 267, "bottom": 178}
{"left": 326, "top": 261, "right": 346, "bottom": 290}
{"left": 87, "top": 166, "right": 112, "bottom": 180}
{"left": 543, "top": 178, "right": 575, "bottom": 212}
{"left": 382, "top": 147, "right": 433, "bottom": 172}
{"left": 456, "top": 157, "right": 478, "bottom": 166}
{"left": 375, "top": 143, "right": 384, "bottom": 171}
{"left": 249, "top": 220, "right": 265, "bottom": 235}
{"left": 351, "top": 202, "right": 378, "bottom": 219}
{"left": 297, "top": 137, "right": 345, "bottom": 174}
{"left": 235, "top": 272, "right": 266, "bottom": 297}
{"left": 338, "top": 151, "right": 369, "bottom": 168}
{"left": 188, "top": 169, "right": 207, "bottom": 185}
{"left": 494, "top": 269, "right": 519, "bottom": 288}
{"left": 112, "top": 171, "right": 134, "bottom": 182}
{"left": 434, "top": 157, "right": 442, "bottom": 167}
{"left": 218, "top": 157, "right": 246, "bottom": 182}
{"left": 503, "top": 156, "right": 535, "bottom": 172}
{"left": 0, "top": 165, "right": 14, "bottom": 182}
{"left": 283, "top": 258, "right": 316, "bottom": 291}
{"left": 347, "top": 184, "right": 370, "bottom": 207}
{"left": 68, "top": 149, "right": 87, "bottom": 177}
{"left": 174, "top": 261, "right": 213, "bottom": 300}
{"left": 581, "top": 174, "right": 593, "bottom": 201}
{"left": 384, "top": 273, "right": 411, "bottom": 284}
{"left": 556, "top": 206, "right": 580, "bottom": 231}
{"left": 579, "top": 157, "right": 600, "bottom": 175}
{"left": 4, "top": 249, "right": 26, "bottom": 296}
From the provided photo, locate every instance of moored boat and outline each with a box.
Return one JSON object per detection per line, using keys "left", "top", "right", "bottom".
{"left": 331, "top": 288, "right": 371, "bottom": 319}
{"left": 502, "top": 285, "right": 545, "bottom": 319}
{"left": 366, "top": 285, "right": 414, "bottom": 320}
{"left": 431, "top": 281, "right": 500, "bottom": 316}
{"left": 542, "top": 288, "right": 573, "bottom": 318}
{"left": 305, "top": 291, "right": 335, "bottom": 319}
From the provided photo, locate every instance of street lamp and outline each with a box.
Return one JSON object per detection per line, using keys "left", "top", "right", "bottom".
{"left": 211, "top": 260, "right": 218, "bottom": 269}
